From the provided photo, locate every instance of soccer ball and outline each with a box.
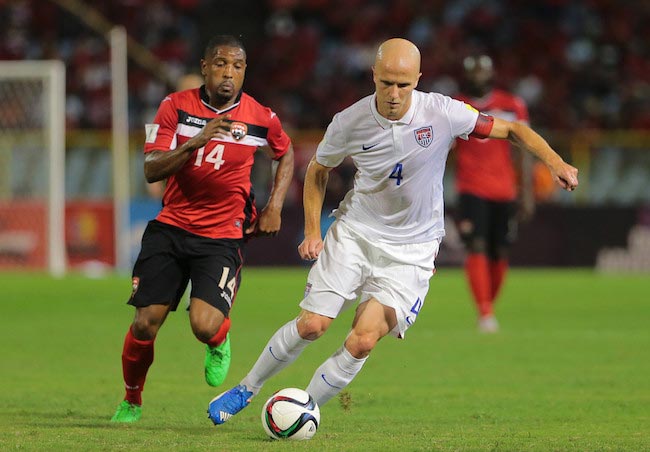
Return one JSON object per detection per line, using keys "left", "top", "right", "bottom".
{"left": 261, "top": 388, "right": 320, "bottom": 440}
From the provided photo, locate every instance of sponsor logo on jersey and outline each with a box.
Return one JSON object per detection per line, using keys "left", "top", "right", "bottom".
{"left": 185, "top": 115, "right": 207, "bottom": 127}
{"left": 230, "top": 121, "right": 248, "bottom": 140}
{"left": 414, "top": 126, "right": 433, "bottom": 147}
{"left": 304, "top": 282, "right": 312, "bottom": 298}
{"left": 362, "top": 142, "right": 380, "bottom": 150}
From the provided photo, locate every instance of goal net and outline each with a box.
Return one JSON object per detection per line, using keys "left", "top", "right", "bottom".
{"left": 0, "top": 61, "right": 66, "bottom": 276}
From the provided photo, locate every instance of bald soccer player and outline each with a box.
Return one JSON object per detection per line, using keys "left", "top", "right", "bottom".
{"left": 207, "top": 38, "right": 578, "bottom": 425}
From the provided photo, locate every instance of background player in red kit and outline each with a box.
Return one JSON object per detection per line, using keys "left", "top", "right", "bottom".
{"left": 111, "top": 35, "right": 294, "bottom": 422}
{"left": 454, "top": 55, "right": 533, "bottom": 333}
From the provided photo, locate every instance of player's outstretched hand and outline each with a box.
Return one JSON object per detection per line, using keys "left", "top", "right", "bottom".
{"left": 298, "top": 236, "right": 323, "bottom": 261}
{"left": 550, "top": 160, "right": 579, "bottom": 192}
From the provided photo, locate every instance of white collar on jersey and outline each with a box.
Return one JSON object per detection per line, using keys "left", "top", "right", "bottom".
{"left": 369, "top": 91, "right": 418, "bottom": 129}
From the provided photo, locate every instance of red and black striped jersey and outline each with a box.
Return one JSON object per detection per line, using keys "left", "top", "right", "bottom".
{"left": 144, "top": 86, "right": 291, "bottom": 239}
{"left": 455, "top": 89, "right": 529, "bottom": 201}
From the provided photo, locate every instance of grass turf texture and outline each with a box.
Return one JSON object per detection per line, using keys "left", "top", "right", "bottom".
{"left": 0, "top": 268, "right": 648, "bottom": 451}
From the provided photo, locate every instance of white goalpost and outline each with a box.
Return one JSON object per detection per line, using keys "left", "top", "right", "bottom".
{"left": 0, "top": 61, "right": 66, "bottom": 276}
{"left": 110, "top": 26, "right": 131, "bottom": 273}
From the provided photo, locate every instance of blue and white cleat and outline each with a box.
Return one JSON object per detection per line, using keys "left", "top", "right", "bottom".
{"left": 207, "top": 384, "right": 253, "bottom": 425}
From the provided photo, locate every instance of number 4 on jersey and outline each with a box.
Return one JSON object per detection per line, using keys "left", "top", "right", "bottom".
{"left": 389, "top": 163, "right": 403, "bottom": 185}
{"left": 195, "top": 144, "right": 226, "bottom": 170}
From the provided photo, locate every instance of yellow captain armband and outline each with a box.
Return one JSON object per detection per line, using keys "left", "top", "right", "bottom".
{"left": 464, "top": 103, "right": 478, "bottom": 114}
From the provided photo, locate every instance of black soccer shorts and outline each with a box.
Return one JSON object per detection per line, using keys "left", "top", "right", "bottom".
{"left": 128, "top": 220, "right": 243, "bottom": 316}
{"left": 457, "top": 193, "right": 517, "bottom": 257}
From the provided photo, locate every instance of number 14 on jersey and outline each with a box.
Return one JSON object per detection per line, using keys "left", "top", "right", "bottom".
{"left": 195, "top": 144, "right": 225, "bottom": 170}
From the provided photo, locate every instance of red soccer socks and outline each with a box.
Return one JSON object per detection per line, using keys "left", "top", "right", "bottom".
{"left": 465, "top": 253, "right": 492, "bottom": 316}
{"left": 206, "top": 317, "right": 231, "bottom": 348}
{"left": 121, "top": 327, "right": 154, "bottom": 406}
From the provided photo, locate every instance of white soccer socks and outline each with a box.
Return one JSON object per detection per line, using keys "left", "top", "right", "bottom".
{"left": 305, "top": 345, "right": 367, "bottom": 406}
{"left": 240, "top": 319, "right": 311, "bottom": 395}
{"left": 240, "top": 320, "right": 368, "bottom": 406}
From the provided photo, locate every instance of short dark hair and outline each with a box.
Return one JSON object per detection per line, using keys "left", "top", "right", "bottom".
{"left": 204, "top": 35, "right": 246, "bottom": 59}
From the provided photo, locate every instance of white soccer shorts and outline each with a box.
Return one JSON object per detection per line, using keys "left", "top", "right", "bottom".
{"left": 299, "top": 220, "right": 440, "bottom": 338}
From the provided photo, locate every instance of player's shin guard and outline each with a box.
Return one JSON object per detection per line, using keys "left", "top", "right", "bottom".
{"left": 121, "top": 327, "right": 154, "bottom": 405}
{"left": 240, "top": 319, "right": 311, "bottom": 395}
{"left": 305, "top": 345, "right": 367, "bottom": 406}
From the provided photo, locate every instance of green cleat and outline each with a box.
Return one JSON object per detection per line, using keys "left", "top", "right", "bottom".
{"left": 111, "top": 400, "right": 142, "bottom": 423}
{"left": 205, "top": 333, "right": 231, "bottom": 387}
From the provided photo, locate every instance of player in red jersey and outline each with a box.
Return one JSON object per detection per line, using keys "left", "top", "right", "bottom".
{"left": 111, "top": 35, "right": 294, "bottom": 422}
{"left": 454, "top": 55, "right": 533, "bottom": 333}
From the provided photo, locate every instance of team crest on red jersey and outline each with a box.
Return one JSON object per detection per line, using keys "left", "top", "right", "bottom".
{"left": 414, "top": 126, "right": 433, "bottom": 147}
{"left": 230, "top": 121, "right": 248, "bottom": 140}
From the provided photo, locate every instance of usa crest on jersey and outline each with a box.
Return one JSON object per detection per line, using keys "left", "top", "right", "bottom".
{"left": 414, "top": 126, "right": 433, "bottom": 147}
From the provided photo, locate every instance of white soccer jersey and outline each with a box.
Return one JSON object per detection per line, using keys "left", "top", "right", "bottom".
{"left": 316, "top": 90, "right": 479, "bottom": 244}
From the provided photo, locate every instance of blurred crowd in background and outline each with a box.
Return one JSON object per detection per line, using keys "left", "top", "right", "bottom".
{"left": 1, "top": 0, "right": 649, "bottom": 270}
{"left": 1, "top": 0, "right": 649, "bottom": 132}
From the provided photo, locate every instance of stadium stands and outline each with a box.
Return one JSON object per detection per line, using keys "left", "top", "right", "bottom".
{"left": 1, "top": 0, "right": 648, "bottom": 132}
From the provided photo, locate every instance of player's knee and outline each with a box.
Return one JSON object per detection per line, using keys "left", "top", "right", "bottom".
{"left": 346, "top": 331, "right": 378, "bottom": 358}
{"left": 296, "top": 311, "right": 330, "bottom": 340}
{"left": 190, "top": 317, "right": 223, "bottom": 343}
{"left": 189, "top": 300, "right": 227, "bottom": 342}
{"left": 132, "top": 305, "right": 169, "bottom": 340}
{"left": 192, "top": 326, "right": 215, "bottom": 343}
{"left": 131, "top": 318, "right": 161, "bottom": 340}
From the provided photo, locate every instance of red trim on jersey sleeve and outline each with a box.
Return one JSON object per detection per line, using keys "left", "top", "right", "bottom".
{"left": 470, "top": 113, "right": 494, "bottom": 138}
{"left": 266, "top": 113, "right": 291, "bottom": 160}
{"left": 144, "top": 96, "right": 178, "bottom": 154}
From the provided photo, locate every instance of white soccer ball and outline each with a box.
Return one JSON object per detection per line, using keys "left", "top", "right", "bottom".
{"left": 261, "top": 388, "right": 320, "bottom": 440}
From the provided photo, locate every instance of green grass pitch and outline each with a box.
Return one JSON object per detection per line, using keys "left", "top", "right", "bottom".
{"left": 0, "top": 268, "right": 648, "bottom": 451}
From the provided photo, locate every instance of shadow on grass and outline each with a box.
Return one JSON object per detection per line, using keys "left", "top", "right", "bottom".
{"left": 4, "top": 410, "right": 265, "bottom": 442}
{"left": 4, "top": 412, "right": 116, "bottom": 429}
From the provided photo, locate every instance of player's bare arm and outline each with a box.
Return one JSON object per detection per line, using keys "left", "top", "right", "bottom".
{"left": 517, "top": 148, "right": 536, "bottom": 221}
{"left": 298, "top": 157, "right": 332, "bottom": 260}
{"left": 508, "top": 127, "right": 535, "bottom": 221}
{"left": 246, "top": 144, "right": 295, "bottom": 236}
{"left": 487, "top": 117, "right": 579, "bottom": 191}
{"left": 144, "top": 115, "right": 232, "bottom": 183}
